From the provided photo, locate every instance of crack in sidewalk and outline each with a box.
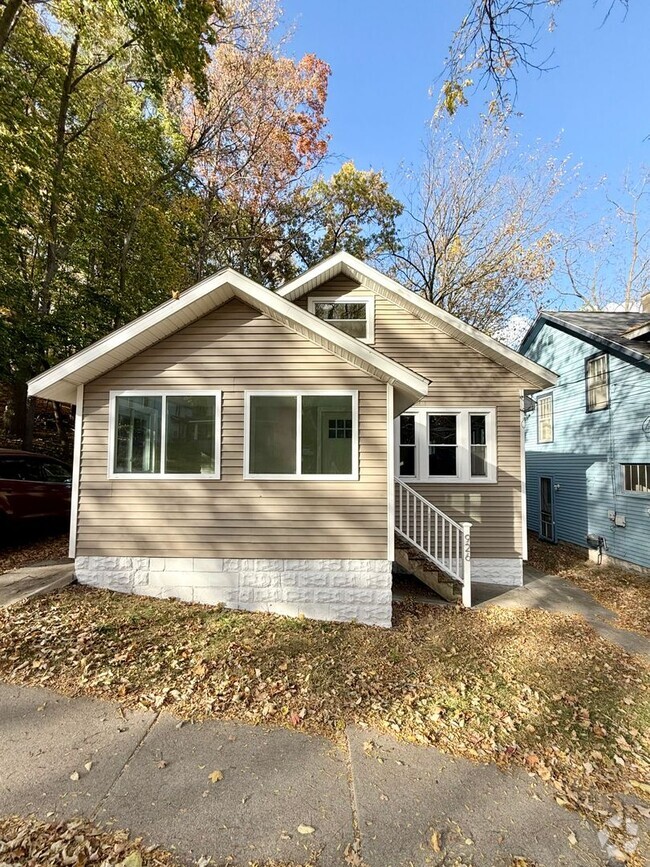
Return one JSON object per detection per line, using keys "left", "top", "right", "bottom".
{"left": 91, "top": 709, "right": 161, "bottom": 821}
{"left": 343, "top": 727, "right": 365, "bottom": 866}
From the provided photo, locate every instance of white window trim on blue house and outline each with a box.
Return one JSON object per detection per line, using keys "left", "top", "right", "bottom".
{"left": 620, "top": 462, "right": 650, "bottom": 496}
{"left": 536, "top": 392, "right": 554, "bottom": 444}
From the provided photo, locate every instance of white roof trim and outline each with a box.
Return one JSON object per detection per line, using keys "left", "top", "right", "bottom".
{"left": 28, "top": 268, "right": 429, "bottom": 405}
{"left": 278, "top": 251, "right": 557, "bottom": 389}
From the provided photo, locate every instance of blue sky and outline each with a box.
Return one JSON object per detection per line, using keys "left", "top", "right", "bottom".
{"left": 280, "top": 1, "right": 650, "bottom": 192}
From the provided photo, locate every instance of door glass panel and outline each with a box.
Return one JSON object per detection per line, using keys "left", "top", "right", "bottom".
{"left": 301, "top": 395, "right": 353, "bottom": 475}
{"left": 540, "top": 477, "right": 553, "bottom": 540}
{"left": 114, "top": 396, "right": 162, "bottom": 474}
{"left": 165, "top": 395, "right": 216, "bottom": 474}
{"left": 249, "top": 395, "right": 297, "bottom": 474}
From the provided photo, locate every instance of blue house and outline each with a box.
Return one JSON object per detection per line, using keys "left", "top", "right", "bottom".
{"left": 520, "top": 302, "right": 650, "bottom": 570}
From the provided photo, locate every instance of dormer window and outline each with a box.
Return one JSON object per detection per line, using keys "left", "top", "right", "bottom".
{"left": 308, "top": 295, "right": 375, "bottom": 343}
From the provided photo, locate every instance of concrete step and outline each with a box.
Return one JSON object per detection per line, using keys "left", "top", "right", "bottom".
{"left": 394, "top": 535, "right": 461, "bottom": 604}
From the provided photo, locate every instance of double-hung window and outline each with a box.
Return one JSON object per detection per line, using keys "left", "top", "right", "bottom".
{"left": 537, "top": 393, "right": 553, "bottom": 443}
{"left": 109, "top": 391, "right": 221, "bottom": 478}
{"left": 395, "top": 408, "right": 496, "bottom": 482}
{"left": 245, "top": 391, "right": 358, "bottom": 479}
{"left": 398, "top": 415, "right": 416, "bottom": 477}
{"left": 428, "top": 414, "right": 458, "bottom": 477}
{"left": 308, "top": 296, "right": 375, "bottom": 343}
{"left": 586, "top": 353, "right": 609, "bottom": 411}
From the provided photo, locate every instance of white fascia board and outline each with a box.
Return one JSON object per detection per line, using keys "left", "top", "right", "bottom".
{"left": 28, "top": 269, "right": 234, "bottom": 402}
{"left": 277, "top": 251, "right": 558, "bottom": 389}
{"left": 28, "top": 266, "right": 429, "bottom": 405}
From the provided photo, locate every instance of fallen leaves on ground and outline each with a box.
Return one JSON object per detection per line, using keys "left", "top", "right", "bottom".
{"left": 0, "top": 815, "right": 319, "bottom": 866}
{"left": 0, "top": 530, "right": 69, "bottom": 575}
{"left": 0, "top": 815, "right": 180, "bottom": 866}
{"left": 1, "top": 586, "right": 649, "bottom": 837}
{"left": 528, "top": 534, "right": 650, "bottom": 638}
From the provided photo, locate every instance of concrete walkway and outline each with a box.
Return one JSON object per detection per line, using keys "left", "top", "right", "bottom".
{"left": 395, "top": 568, "right": 650, "bottom": 660}
{"left": 0, "top": 560, "right": 74, "bottom": 607}
{"left": 474, "top": 566, "right": 650, "bottom": 660}
{"left": 0, "top": 682, "right": 616, "bottom": 867}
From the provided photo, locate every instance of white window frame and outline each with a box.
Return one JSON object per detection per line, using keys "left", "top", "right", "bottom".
{"left": 620, "top": 462, "right": 650, "bottom": 496}
{"left": 537, "top": 392, "right": 554, "bottom": 444}
{"left": 307, "top": 294, "right": 375, "bottom": 344}
{"left": 108, "top": 390, "right": 222, "bottom": 480}
{"left": 394, "top": 407, "right": 497, "bottom": 483}
{"left": 398, "top": 412, "right": 417, "bottom": 478}
{"left": 586, "top": 353, "right": 609, "bottom": 412}
{"left": 244, "top": 389, "right": 359, "bottom": 481}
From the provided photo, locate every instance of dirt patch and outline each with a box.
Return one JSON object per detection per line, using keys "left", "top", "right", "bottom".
{"left": 528, "top": 534, "right": 650, "bottom": 639}
{"left": 0, "top": 530, "right": 69, "bottom": 575}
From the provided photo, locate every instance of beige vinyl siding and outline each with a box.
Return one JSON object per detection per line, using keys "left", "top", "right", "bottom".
{"left": 301, "top": 277, "right": 526, "bottom": 558}
{"left": 78, "top": 298, "right": 388, "bottom": 559}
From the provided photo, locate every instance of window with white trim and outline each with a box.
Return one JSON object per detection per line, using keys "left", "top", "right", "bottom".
{"left": 586, "top": 353, "right": 609, "bottom": 411}
{"left": 110, "top": 391, "right": 220, "bottom": 478}
{"left": 398, "top": 414, "right": 416, "bottom": 477}
{"left": 307, "top": 295, "right": 375, "bottom": 343}
{"left": 622, "top": 463, "right": 650, "bottom": 494}
{"left": 395, "top": 408, "right": 496, "bottom": 482}
{"left": 428, "top": 414, "right": 458, "bottom": 476}
{"left": 537, "top": 393, "right": 553, "bottom": 443}
{"left": 245, "top": 391, "right": 358, "bottom": 479}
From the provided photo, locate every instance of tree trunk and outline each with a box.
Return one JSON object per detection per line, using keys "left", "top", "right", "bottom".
{"left": 52, "top": 400, "right": 68, "bottom": 445}
{"left": 24, "top": 397, "right": 34, "bottom": 450}
{"left": 41, "top": 32, "right": 80, "bottom": 311}
{"left": 0, "top": 0, "right": 23, "bottom": 54}
{"left": 7, "top": 377, "right": 27, "bottom": 440}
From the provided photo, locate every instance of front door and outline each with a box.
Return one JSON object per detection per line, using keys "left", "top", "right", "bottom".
{"left": 539, "top": 476, "right": 555, "bottom": 541}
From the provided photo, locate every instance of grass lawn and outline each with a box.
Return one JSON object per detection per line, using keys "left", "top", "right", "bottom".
{"left": 1, "top": 585, "right": 648, "bottom": 836}
{"left": 528, "top": 534, "right": 650, "bottom": 639}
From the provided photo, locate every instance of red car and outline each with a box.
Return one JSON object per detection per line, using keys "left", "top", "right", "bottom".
{"left": 0, "top": 448, "right": 72, "bottom": 527}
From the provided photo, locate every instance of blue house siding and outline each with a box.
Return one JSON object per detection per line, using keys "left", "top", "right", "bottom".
{"left": 523, "top": 323, "right": 650, "bottom": 569}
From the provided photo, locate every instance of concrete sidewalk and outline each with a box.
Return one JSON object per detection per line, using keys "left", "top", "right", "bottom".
{"left": 0, "top": 560, "right": 74, "bottom": 607}
{"left": 0, "top": 682, "right": 617, "bottom": 867}
{"left": 473, "top": 566, "right": 650, "bottom": 660}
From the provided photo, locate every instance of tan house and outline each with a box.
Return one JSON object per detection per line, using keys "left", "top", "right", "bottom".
{"left": 28, "top": 253, "right": 556, "bottom": 627}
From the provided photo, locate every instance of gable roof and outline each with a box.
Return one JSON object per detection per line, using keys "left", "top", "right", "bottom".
{"left": 520, "top": 311, "right": 650, "bottom": 369}
{"left": 28, "top": 268, "right": 429, "bottom": 411}
{"left": 277, "top": 251, "right": 557, "bottom": 389}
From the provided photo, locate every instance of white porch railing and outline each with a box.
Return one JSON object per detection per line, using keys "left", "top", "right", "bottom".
{"left": 395, "top": 477, "right": 472, "bottom": 607}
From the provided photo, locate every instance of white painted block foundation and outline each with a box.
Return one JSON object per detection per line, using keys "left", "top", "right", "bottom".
{"left": 75, "top": 556, "right": 393, "bottom": 627}
{"left": 471, "top": 558, "right": 523, "bottom": 586}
